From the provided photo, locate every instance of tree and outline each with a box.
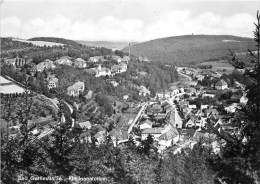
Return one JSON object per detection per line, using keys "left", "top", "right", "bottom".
{"left": 210, "top": 11, "right": 260, "bottom": 184}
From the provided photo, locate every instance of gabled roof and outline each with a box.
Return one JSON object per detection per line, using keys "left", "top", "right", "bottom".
{"left": 142, "top": 128, "right": 163, "bottom": 134}
{"left": 159, "top": 126, "right": 179, "bottom": 141}
{"left": 140, "top": 119, "right": 153, "bottom": 126}
{"left": 215, "top": 79, "right": 228, "bottom": 87}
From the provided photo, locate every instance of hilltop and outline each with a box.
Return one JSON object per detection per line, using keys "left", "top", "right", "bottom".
{"left": 28, "top": 37, "right": 82, "bottom": 48}
{"left": 78, "top": 40, "right": 133, "bottom": 50}
{"left": 122, "top": 35, "right": 255, "bottom": 65}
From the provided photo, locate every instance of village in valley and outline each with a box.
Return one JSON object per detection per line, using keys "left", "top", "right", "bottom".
{"left": 1, "top": 0, "right": 260, "bottom": 183}
{"left": 0, "top": 38, "right": 249, "bottom": 155}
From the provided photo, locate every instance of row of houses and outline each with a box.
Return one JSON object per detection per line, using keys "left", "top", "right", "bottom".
{"left": 86, "top": 62, "right": 128, "bottom": 77}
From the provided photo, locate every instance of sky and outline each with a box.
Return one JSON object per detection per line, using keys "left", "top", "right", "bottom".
{"left": 0, "top": 0, "right": 259, "bottom": 41}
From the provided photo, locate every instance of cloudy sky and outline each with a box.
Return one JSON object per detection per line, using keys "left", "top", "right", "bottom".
{"left": 0, "top": 0, "right": 259, "bottom": 41}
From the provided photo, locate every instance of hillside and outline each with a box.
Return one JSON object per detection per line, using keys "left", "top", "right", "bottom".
{"left": 78, "top": 40, "right": 132, "bottom": 50}
{"left": 29, "top": 37, "right": 82, "bottom": 48}
{"left": 122, "top": 35, "right": 255, "bottom": 65}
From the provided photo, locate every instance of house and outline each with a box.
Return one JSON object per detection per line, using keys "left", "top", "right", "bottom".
{"left": 122, "top": 56, "right": 130, "bottom": 63}
{"left": 141, "top": 128, "right": 164, "bottom": 140}
{"left": 123, "top": 95, "right": 129, "bottom": 101}
{"left": 225, "top": 103, "right": 239, "bottom": 113}
{"left": 188, "top": 104, "right": 197, "bottom": 109}
{"left": 156, "top": 93, "right": 165, "bottom": 99}
{"left": 4, "top": 58, "right": 16, "bottom": 66}
{"left": 88, "top": 56, "right": 104, "bottom": 63}
{"left": 139, "top": 119, "right": 153, "bottom": 130}
{"left": 139, "top": 85, "right": 150, "bottom": 96}
{"left": 111, "top": 63, "right": 127, "bottom": 75}
{"left": 202, "top": 93, "right": 216, "bottom": 98}
{"left": 47, "top": 75, "right": 58, "bottom": 89}
{"left": 15, "top": 56, "right": 32, "bottom": 67}
{"left": 138, "top": 56, "right": 150, "bottom": 62}
{"left": 112, "top": 55, "right": 122, "bottom": 63}
{"left": 240, "top": 94, "right": 248, "bottom": 105}
{"left": 185, "top": 117, "right": 196, "bottom": 128}
{"left": 158, "top": 125, "right": 179, "bottom": 149}
{"left": 79, "top": 121, "right": 92, "bottom": 130}
{"left": 84, "top": 90, "right": 93, "bottom": 100}
{"left": 95, "top": 65, "right": 111, "bottom": 77}
{"left": 55, "top": 56, "right": 72, "bottom": 66}
{"left": 201, "top": 104, "right": 208, "bottom": 110}
{"left": 35, "top": 59, "right": 56, "bottom": 72}
{"left": 94, "top": 130, "right": 106, "bottom": 144}
{"left": 110, "top": 80, "right": 119, "bottom": 87}
{"left": 74, "top": 58, "right": 87, "bottom": 68}
{"left": 4, "top": 57, "right": 32, "bottom": 68}
{"left": 67, "top": 81, "right": 85, "bottom": 97}
{"left": 215, "top": 79, "right": 228, "bottom": 90}
{"left": 196, "top": 74, "right": 205, "bottom": 81}
{"left": 206, "top": 108, "right": 219, "bottom": 119}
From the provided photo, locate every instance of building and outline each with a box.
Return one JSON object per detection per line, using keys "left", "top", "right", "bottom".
{"left": 95, "top": 65, "right": 111, "bottom": 77}
{"left": 79, "top": 121, "right": 92, "bottom": 130}
{"left": 4, "top": 57, "right": 32, "bottom": 68}
{"left": 55, "top": 56, "right": 72, "bottom": 66}
{"left": 240, "top": 94, "right": 248, "bottom": 105}
{"left": 74, "top": 58, "right": 87, "bottom": 68}
{"left": 215, "top": 79, "right": 228, "bottom": 90}
{"left": 35, "top": 59, "right": 56, "bottom": 72}
{"left": 139, "top": 119, "right": 153, "bottom": 130}
{"left": 47, "top": 75, "right": 58, "bottom": 89}
{"left": 84, "top": 90, "right": 93, "bottom": 100}
{"left": 112, "top": 55, "right": 122, "bottom": 63}
{"left": 111, "top": 63, "right": 127, "bottom": 75}
{"left": 4, "top": 58, "right": 16, "bottom": 66}
{"left": 139, "top": 85, "right": 150, "bottom": 96}
{"left": 88, "top": 56, "right": 104, "bottom": 63}
{"left": 67, "top": 81, "right": 85, "bottom": 97}
{"left": 169, "top": 108, "right": 183, "bottom": 128}
{"left": 141, "top": 128, "right": 164, "bottom": 140}
{"left": 122, "top": 56, "right": 130, "bottom": 63}
{"left": 138, "top": 56, "right": 150, "bottom": 62}
{"left": 110, "top": 80, "right": 119, "bottom": 87}
{"left": 158, "top": 125, "right": 179, "bottom": 150}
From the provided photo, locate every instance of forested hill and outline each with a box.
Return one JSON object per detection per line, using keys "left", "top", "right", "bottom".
{"left": 122, "top": 35, "right": 255, "bottom": 65}
{"left": 29, "top": 37, "right": 82, "bottom": 48}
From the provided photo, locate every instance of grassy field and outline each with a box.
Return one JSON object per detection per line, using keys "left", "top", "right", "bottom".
{"left": 0, "top": 76, "right": 25, "bottom": 94}
{"left": 13, "top": 38, "right": 64, "bottom": 47}
{"left": 198, "top": 60, "right": 234, "bottom": 73}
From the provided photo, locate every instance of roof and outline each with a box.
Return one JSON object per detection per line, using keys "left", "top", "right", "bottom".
{"left": 67, "top": 81, "right": 84, "bottom": 91}
{"left": 179, "top": 128, "right": 196, "bottom": 137}
{"left": 75, "top": 58, "right": 86, "bottom": 62}
{"left": 142, "top": 128, "right": 163, "bottom": 134}
{"left": 159, "top": 126, "right": 179, "bottom": 141}
{"left": 79, "top": 121, "right": 92, "bottom": 129}
{"left": 215, "top": 79, "right": 228, "bottom": 87}
{"left": 140, "top": 119, "right": 153, "bottom": 126}
{"left": 48, "top": 76, "right": 58, "bottom": 83}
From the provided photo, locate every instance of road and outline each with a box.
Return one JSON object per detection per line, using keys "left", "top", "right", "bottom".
{"left": 177, "top": 71, "right": 192, "bottom": 81}
{"left": 127, "top": 102, "right": 148, "bottom": 134}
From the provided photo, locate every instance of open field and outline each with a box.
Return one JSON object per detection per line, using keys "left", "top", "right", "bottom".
{"left": 198, "top": 60, "right": 234, "bottom": 73}
{"left": 0, "top": 76, "right": 12, "bottom": 84}
{"left": 0, "top": 76, "right": 25, "bottom": 94}
{"left": 12, "top": 38, "right": 64, "bottom": 47}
